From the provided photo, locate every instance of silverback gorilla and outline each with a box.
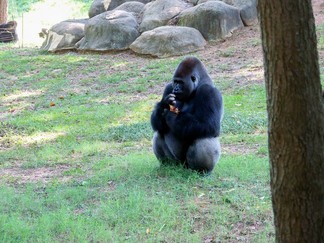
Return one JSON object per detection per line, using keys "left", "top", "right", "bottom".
{"left": 151, "top": 57, "right": 223, "bottom": 174}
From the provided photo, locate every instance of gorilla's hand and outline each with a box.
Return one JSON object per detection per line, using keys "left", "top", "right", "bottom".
{"left": 162, "top": 108, "right": 169, "bottom": 117}
{"left": 163, "top": 94, "right": 176, "bottom": 106}
{"left": 165, "top": 109, "right": 177, "bottom": 124}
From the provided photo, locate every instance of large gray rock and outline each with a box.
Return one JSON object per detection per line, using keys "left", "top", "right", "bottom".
{"left": 43, "top": 0, "right": 257, "bottom": 56}
{"left": 88, "top": 0, "right": 151, "bottom": 18}
{"left": 115, "top": 1, "right": 145, "bottom": 14}
{"left": 88, "top": 0, "right": 110, "bottom": 18}
{"left": 108, "top": 0, "right": 152, "bottom": 10}
{"left": 177, "top": 1, "right": 243, "bottom": 41}
{"left": 227, "top": 0, "right": 257, "bottom": 26}
{"left": 41, "top": 19, "right": 87, "bottom": 52}
{"left": 237, "top": 0, "right": 257, "bottom": 26}
{"left": 130, "top": 26, "right": 206, "bottom": 58}
{"left": 139, "top": 0, "right": 191, "bottom": 33}
{"left": 187, "top": 0, "right": 200, "bottom": 5}
{"left": 198, "top": 0, "right": 257, "bottom": 26}
{"left": 115, "top": 1, "right": 145, "bottom": 22}
{"left": 77, "top": 10, "right": 139, "bottom": 51}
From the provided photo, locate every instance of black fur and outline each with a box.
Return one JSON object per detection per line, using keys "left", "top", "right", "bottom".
{"left": 151, "top": 57, "right": 223, "bottom": 173}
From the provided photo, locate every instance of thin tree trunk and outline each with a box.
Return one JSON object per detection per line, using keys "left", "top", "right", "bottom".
{"left": 258, "top": 0, "right": 324, "bottom": 242}
{"left": 0, "top": 0, "right": 8, "bottom": 24}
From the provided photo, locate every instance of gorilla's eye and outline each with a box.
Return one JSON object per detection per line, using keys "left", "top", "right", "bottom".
{"left": 191, "top": 76, "right": 196, "bottom": 82}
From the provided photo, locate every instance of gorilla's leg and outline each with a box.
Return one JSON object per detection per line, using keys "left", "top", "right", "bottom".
{"left": 152, "top": 132, "right": 173, "bottom": 162}
{"left": 186, "top": 137, "right": 221, "bottom": 174}
{"left": 152, "top": 132, "right": 187, "bottom": 164}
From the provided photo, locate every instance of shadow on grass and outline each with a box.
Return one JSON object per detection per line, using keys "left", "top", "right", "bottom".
{"left": 98, "top": 122, "right": 152, "bottom": 142}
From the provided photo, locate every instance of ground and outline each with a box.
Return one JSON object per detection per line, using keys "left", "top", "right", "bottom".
{"left": 1, "top": 2, "right": 323, "bottom": 183}
{"left": 313, "top": 0, "right": 324, "bottom": 25}
{"left": 0, "top": 3, "right": 323, "bottom": 242}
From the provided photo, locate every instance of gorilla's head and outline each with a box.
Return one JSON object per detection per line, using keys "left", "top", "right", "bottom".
{"left": 171, "top": 57, "right": 211, "bottom": 101}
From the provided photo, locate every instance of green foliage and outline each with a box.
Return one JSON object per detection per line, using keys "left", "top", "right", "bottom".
{"left": 9, "top": 0, "right": 40, "bottom": 15}
{"left": 8, "top": 0, "right": 93, "bottom": 18}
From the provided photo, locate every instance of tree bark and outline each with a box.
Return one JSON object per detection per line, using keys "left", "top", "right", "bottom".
{"left": 258, "top": 0, "right": 324, "bottom": 242}
{"left": 0, "top": 0, "right": 8, "bottom": 24}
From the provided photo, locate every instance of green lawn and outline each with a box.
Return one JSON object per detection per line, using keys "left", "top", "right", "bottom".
{"left": 3, "top": 19, "right": 324, "bottom": 241}
{"left": 1, "top": 0, "right": 323, "bottom": 239}
{"left": 0, "top": 45, "right": 275, "bottom": 242}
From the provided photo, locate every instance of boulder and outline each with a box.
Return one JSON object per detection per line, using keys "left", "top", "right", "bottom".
{"left": 0, "top": 21, "right": 18, "bottom": 43}
{"left": 41, "top": 19, "right": 87, "bottom": 52}
{"left": 42, "top": 0, "right": 257, "bottom": 57}
{"left": 229, "top": 0, "right": 258, "bottom": 26}
{"left": 198, "top": 0, "right": 257, "bottom": 26}
{"left": 108, "top": 0, "right": 152, "bottom": 10}
{"left": 77, "top": 10, "right": 139, "bottom": 51}
{"left": 115, "top": 1, "right": 146, "bottom": 22}
{"left": 88, "top": 0, "right": 110, "bottom": 18}
{"left": 187, "top": 0, "right": 200, "bottom": 5}
{"left": 139, "top": 0, "right": 191, "bottom": 33}
{"left": 177, "top": 1, "right": 243, "bottom": 41}
{"left": 130, "top": 26, "right": 206, "bottom": 58}
{"left": 115, "top": 1, "right": 145, "bottom": 14}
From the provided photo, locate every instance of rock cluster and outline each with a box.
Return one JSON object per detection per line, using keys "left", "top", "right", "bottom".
{"left": 0, "top": 21, "right": 18, "bottom": 43}
{"left": 41, "top": 0, "right": 257, "bottom": 57}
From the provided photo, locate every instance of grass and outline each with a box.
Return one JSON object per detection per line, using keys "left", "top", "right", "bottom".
{"left": 318, "top": 24, "right": 324, "bottom": 50}
{"left": 0, "top": 45, "right": 273, "bottom": 242}
{"left": 1, "top": 22, "right": 323, "bottom": 243}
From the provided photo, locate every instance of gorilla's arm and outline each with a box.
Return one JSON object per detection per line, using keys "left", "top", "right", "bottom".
{"left": 165, "top": 84, "right": 223, "bottom": 141}
{"left": 150, "top": 84, "right": 173, "bottom": 134}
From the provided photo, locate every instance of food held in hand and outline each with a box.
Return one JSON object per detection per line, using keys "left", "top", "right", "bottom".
{"left": 169, "top": 105, "right": 179, "bottom": 114}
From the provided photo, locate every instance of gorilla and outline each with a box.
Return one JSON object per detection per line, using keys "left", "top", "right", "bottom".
{"left": 151, "top": 57, "right": 223, "bottom": 174}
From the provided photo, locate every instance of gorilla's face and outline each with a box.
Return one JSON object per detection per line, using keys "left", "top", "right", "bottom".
{"left": 172, "top": 75, "right": 198, "bottom": 100}
{"left": 172, "top": 59, "right": 201, "bottom": 101}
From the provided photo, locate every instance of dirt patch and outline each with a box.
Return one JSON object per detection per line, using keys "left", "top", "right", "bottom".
{"left": 226, "top": 219, "right": 271, "bottom": 242}
{"left": 0, "top": 165, "right": 71, "bottom": 184}
{"left": 222, "top": 143, "right": 260, "bottom": 156}
{"left": 200, "top": 23, "right": 264, "bottom": 93}
{"left": 313, "top": 0, "right": 324, "bottom": 25}
{"left": 198, "top": 0, "right": 323, "bottom": 84}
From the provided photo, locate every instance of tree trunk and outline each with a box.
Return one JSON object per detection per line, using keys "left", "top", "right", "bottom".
{"left": 258, "top": 0, "right": 324, "bottom": 242}
{"left": 0, "top": 0, "right": 8, "bottom": 24}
